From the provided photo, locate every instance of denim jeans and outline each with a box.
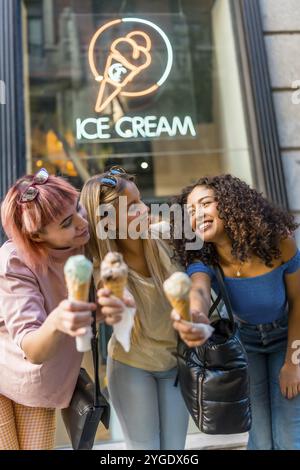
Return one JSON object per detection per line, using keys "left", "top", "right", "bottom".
{"left": 107, "top": 357, "right": 189, "bottom": 450}
{"left": 237, "top": 315, "right": 300, "bottom": 450}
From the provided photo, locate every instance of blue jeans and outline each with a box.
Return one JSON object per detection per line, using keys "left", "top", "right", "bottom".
{"left": 238, "top": 315, "right": 300, "bottom": 450}
{"left": 107, "top": 357, "right": 189, "bottom": 450}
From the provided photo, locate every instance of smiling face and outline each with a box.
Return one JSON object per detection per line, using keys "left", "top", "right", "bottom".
{"left": 187, "top": 185, "right": 225, "bottom": 242}
{"left": 33, "top": 198, "right": 90, "bottom": 249}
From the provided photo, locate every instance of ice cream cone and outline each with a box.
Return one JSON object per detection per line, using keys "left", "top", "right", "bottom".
{"left": 95, "top": 33, "right": 152, "bottom": 113}
{"left": 65, "top": 278, "right": 90, "bottom": 302}
{"left": 64, "top": 255, "right": 93, "bottom": 300}
{"left": 100, "top": 252, "right": 128, "bottom": 300}
{"left": 166, "top": 294, "right": 190, "bottom": 322}
{"left": 95, "top": 80, "right": 121, "bottom": 113}
{"left": 103, "top": 277, "right": 127, "bottom": 299}
{"left": 163, "top": 272, "right": 192, "bottom": 322}
{"left": 95, "top": 52, "right": 141, "bottom": 113}
{"left": 64, "top": 255, "right": 94, "bottom": 352}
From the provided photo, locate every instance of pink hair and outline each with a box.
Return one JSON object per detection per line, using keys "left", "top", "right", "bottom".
{"left": 1, "top": 174, "right": 78, "bottom": 272}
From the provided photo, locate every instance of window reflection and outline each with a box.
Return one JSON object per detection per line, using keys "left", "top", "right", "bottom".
{"left": 24, "top": 0, "right": 252, "bottom": 198}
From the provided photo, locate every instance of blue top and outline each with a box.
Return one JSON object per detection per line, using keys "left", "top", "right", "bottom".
{"left": 187, "top": 250, "right": 300, "bottom": 324}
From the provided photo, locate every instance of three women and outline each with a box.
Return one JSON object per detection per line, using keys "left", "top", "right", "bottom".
{"left": 2, "top": 168, "right": 300, "bottom": 450}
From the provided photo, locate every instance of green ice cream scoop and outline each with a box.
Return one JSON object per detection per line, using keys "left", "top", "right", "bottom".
{"left": 64, "top": 255, "right": 93, "bottom": 283}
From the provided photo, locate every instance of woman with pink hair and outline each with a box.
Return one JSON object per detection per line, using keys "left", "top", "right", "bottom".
{"left": 0, "top": 169, "right": 125, "bottom": 449}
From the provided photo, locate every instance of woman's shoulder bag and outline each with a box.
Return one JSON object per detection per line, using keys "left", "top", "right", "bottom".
{"left": 176, "top": 264, "right": 252, "bottom": 434}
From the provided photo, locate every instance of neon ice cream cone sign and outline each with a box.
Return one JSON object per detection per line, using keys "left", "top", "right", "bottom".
{"left": 76, "top": 18, "right": 196, "bottom": 141}
{"left": 88, "top": 18, "right": 174, "bottom": 113}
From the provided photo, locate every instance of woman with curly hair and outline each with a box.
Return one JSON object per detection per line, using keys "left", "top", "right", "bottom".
{"left": 171, "top": 174, "right": 300, "bottom": 450}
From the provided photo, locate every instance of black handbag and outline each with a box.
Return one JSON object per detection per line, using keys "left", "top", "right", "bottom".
{"left": 61, "top": 290, "right": 110, "bottom": 450}
{"left": 177, "top": 265, "right": 252, "bottom": 434}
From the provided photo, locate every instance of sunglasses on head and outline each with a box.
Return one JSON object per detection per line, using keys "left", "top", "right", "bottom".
{"left": 99, "top": 166, "right": 127, "bottom": 188}
{"left": 18, "top": 168, "right": 49, "bottom": 203}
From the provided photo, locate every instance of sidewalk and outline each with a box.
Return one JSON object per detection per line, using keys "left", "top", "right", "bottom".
{"left": 60, "top": 432, "right": 248, "bottom": 451}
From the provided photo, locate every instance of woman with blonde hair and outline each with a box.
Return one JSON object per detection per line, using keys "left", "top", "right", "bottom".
{"left": 80, "top": 167, "right": 189, "bottom": 450}
{"left": 0, "top": 168, "right": 123, "bottom": 450}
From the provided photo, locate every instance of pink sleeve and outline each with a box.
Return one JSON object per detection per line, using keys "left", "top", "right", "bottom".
{"left": 0, "top": 254, "right": 47, "bottom": 350}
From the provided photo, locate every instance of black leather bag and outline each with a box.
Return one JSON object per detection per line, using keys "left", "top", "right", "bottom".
{"left": 177, "top": 265, "right": 252, "bottom": 434}
{"left": 62, "top": 292, "right": 110, "bottom": 450}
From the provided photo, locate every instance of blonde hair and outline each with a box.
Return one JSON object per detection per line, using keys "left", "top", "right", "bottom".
{"left": 80, "top": 173, "right": 171, "bottom": 310}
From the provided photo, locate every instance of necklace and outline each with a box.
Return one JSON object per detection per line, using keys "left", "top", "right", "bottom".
{"left": 220, "top": 252, "right": 245, "bottom": 277}
{"left": 235, "top": 261, "right": 244, "bottom": 277}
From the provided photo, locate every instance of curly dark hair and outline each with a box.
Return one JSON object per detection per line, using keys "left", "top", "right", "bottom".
{"left": 171, "top": 174, "right": 298, "bottom": 268}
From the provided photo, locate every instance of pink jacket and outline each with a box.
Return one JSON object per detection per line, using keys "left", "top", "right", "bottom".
{"left": 0, "top": 240, "right": 83, "bottom": 408}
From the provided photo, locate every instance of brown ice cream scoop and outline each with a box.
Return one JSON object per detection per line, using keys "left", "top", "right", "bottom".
{"left": 100, "top": 252, "right": 128, "bottom": 299}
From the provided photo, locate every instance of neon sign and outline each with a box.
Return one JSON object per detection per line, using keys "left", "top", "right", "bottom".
{"left": 76, "top": 115, "right": 196, "bottom": 140}
{"left": 88, "top": 18, "right": 174, "bottom": 112}
{"left": 76, "top": 18, "right": 197, "bottom": 141}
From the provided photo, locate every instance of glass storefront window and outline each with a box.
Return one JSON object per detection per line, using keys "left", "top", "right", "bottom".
{"left": 23, "top": 0, "right": 253, "bottom": 446}
{"left": 24, "top": 0, "right": 253, "bottom": 201}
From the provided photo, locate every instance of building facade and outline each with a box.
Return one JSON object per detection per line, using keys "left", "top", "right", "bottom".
{"left": 260, "top": 0, "right": 300, "bottom": 240}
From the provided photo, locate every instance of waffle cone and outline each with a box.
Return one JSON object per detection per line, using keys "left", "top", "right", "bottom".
{"left": 104, "top": 277, "right": 127, "bottom": 299}
{"left": 65, "top": 278, "right": 90, "bottom": 302}
{"left": 167, "top": 295, "right": 190, "bottom": 322}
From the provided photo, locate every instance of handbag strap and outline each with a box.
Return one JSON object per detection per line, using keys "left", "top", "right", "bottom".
{"left": 89, "top": 283, "right": 102, "bottom": 407}
{"left": 208, "top": 292, "right": 222, "bottom": 317}
{"left": 213, "top": 264, "right": 235, "bottom": 325}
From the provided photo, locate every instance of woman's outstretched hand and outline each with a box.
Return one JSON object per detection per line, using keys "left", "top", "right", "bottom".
{"left": 171, "top": 309, "right": 211, "bottom": 348}
{"left": 97, "top": 288, "right": 136, "bottom": 325}
{"left": 52, "top": 299, "right": 96, "bottom": 337}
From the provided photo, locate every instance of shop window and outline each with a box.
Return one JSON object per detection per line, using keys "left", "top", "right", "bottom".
{"left": 24, "top": 0, "right": 253, "bottom": 203}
